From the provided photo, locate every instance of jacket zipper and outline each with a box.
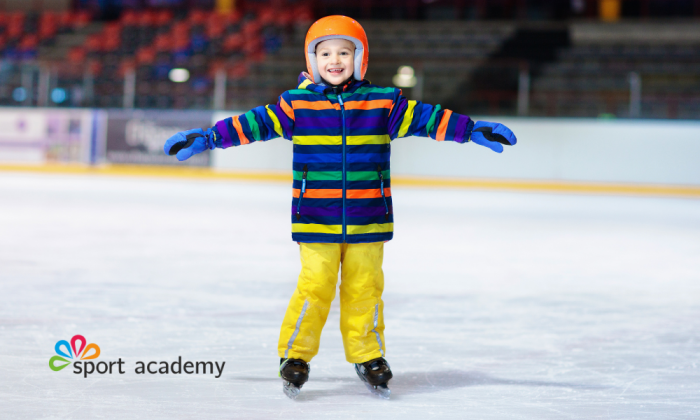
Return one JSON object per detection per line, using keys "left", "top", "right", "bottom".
{"left": 295, "top": 164, "right": 308, "bottom": 220}
{"left": 337, "top": 94, "right": 347, "bottom": 242}
{"left": 377, "top": 164, "right": 389, "bottom": 221}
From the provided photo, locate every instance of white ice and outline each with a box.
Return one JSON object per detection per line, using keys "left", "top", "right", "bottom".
{"left": 1, "top": 172, "right": 699, "bottom": 419}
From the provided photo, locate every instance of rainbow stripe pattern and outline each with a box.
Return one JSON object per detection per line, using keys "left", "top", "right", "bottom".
{"left": 212, "top": 73, "right": 474, "bottom": 243}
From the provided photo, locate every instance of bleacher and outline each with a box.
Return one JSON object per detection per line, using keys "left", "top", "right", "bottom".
{"left": 0, "top": 6, "right": 698, "bottom": 119}
{"left": 0, "top": 11, "right": 92, "bottom": 60}
{"left": 0, "top": 11, "right": 94, "bottom": 106}
{"left": 0, "top": 6, "right": 312, "bottom": 109}
{"left": 361, "top": 21, "right": 515, "bottom": 107}
{"left": 75, "top": 6, "right": 311, "bottom": 109}
{"left": 255, "top": 20, "right": 514, "bottom": 109}
{"left": 530, "top": 22, "right": 700, "bottom": 119}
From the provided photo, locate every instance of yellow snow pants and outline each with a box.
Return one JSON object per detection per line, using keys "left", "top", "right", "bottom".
{"left": 278, "top": 242, "right": 386, "bottom": 364}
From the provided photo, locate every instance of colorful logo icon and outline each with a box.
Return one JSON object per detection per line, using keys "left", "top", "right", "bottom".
{"left": 49, "top": 335, "right": 100, "bottom": 371}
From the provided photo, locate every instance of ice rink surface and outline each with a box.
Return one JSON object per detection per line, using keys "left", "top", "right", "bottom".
{"left": 1, "top": 172, "right": 699, "bottom": 419}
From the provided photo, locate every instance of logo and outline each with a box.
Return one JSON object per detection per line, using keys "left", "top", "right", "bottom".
{"left": 48, "top": 335, "right": 225, "bottom": 378}
{"left": 49, "top": 334, "right": 100, "bottom": 372}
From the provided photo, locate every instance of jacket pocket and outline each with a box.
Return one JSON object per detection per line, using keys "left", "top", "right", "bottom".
{"left": 296, "top": 165, "right": 308, "bottom": 220}
{"left": 376, "top": 164, "right": 389, "bottom": 221}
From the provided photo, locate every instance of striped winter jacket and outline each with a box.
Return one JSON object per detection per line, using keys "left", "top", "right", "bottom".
{"left": 211, "top": 73, "right": 475, "bottom": 244}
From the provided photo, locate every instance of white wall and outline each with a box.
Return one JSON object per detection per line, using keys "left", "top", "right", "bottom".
{"left": 212, "top": 116, "right": 700, "bottom": 186}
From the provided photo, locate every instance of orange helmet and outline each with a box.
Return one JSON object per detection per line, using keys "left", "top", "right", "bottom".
{"left": 304, "top": 15, "right": 369, "bottom": 84}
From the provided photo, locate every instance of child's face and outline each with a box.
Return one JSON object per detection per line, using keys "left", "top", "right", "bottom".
{"left": 315, "top": 39, "right": 355, "bottom": 85}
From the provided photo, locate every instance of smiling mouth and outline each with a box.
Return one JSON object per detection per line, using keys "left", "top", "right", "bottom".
{"left": 327, "top": 68, "right": 344, "bottom": 74}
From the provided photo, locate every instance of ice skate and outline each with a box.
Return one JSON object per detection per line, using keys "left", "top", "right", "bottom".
{"left": 279, "top": 358, "right": 309, "bottom": 400}
{"left": 354, "top": 357, "right": 392, "bottom": 399}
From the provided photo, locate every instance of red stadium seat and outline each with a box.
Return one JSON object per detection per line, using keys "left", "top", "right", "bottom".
{"left": 74, "top": 11, "right": 91, "bottom": 28}
{"left": 154, "top": 34, "right": 170, "bottom": 52}
{"left": 87, "top": 60, "right": 102, "bottom": 75}
{"left": 118, "top": 59, "right": 136, "bottom": 77}
{"left": 86, "top": 35, "right": 102, "bottom": 52}
{"left": 68, "top": 47, "right": 86, "bottom": 62}
{"left": 18, "top": 34, "right": 38, "bottom": 50}
{"left": 243, "top": 20, "right": 260, "bottom": 37}
{"left": 294, "top": 6, "right": 313, "bottom": 23}
{"left": 207, "top": 19, "right": 226, "bottom": 39}
{"left": 228, "top": 11, "right": 242, "bottom": 24}
{"left": 172, "top": 21, "right": 190, "bottom": 35}
{"left": 229, "top": 62, "right": 249, "bottom": 79}
{"left": 7, "top": 13, "right": 25, "bottom": 39}
{"left": 39, "top": 13, "right": 58, "bottom": 39}
{"left": 189, "top": 10, "right": 208, "bottom": 26}
{"left": 155, "top": 10, "right": 173, "bottom": 27}
{"left": 259, "top": 8, "right": 275, "bottom": 26}
{"left": 276, "top": 10, "right": 294, "bottom": 27}
{"left": 100, "top": 22, "right": 121, "bottom": 52}
{"left": 122, "top": 10, "right": 138, "bottom": 26}
{"left": 223, "top": 33, "right": 244, "bottom": 52}
{"left": 139, "top": 11, "right": 156, "bottom": 27}
{"left": 136, "top": 47, "right": 156, "bottom": 65}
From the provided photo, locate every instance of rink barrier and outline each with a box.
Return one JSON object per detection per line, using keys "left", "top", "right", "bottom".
{"left": 2, "top": 163, "right": 699, "bottom": 199}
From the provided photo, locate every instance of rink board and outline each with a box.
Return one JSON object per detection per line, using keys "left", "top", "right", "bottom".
{"left": 0, "top": 107, "right": 699, "bottom": 186}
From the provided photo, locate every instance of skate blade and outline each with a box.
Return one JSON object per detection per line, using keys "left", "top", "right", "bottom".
{"left": 364, "top": 382, "right": 391, "bottom": 399}
{"left": 283, "top": 381, "right": 302, "bottom": 400}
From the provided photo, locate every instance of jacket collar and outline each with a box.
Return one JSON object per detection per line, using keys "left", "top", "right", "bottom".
{"left": 296, "top": 72, "right": 366, "bottom": 95}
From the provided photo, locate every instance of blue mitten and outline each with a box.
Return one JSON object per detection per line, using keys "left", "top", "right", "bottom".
{"left": 469, "top": 121, "right": 517, "bottom": 153}
{"left": 163, "top": 128, "right": 214, "bottom": 161}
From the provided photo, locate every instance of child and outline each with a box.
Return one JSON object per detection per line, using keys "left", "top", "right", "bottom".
{"left": 164, "top": 15, "right": 516, "bottom": 399}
